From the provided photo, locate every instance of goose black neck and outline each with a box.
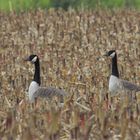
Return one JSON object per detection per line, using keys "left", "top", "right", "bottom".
{"left": 111, "top": 54, "right": 119, "bottom": 78}
{"left": 33, "top": 59, "right": 41, "bottom": 85}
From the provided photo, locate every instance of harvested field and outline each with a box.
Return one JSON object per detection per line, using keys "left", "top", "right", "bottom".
{"left": 0, "top": 9, "right": 140, "bottom": 139}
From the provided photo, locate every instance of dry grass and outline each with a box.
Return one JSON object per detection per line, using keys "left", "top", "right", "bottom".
{"left": 0, "top": 9, "right": 140, "bottom": 140}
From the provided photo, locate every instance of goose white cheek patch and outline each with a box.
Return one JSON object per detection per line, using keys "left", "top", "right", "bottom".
{"left": 110, "top": 52, "right": 115, "bottom": 58}
{"left": 32, "top": 56, "right": 37, "bottom": 63}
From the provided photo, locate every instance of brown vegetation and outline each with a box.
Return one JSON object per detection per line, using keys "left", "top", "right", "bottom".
{"left": 0, "top": 9, "right": 140, "bottom": 139}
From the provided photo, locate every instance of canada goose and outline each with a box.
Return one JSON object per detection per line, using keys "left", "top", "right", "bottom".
{"left": 25, "top": 54, "right": 67, "bottom": 103}
{"left": 104, "top": 50, "right": 140, "bottom": 96}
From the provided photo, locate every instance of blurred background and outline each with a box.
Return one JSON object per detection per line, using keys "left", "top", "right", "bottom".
{"left": 0, "top": 0, "right": 140, "bottom": 11}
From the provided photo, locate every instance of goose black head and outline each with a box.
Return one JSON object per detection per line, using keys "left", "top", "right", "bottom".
{"left": 104, "top": 50, "right": 116, "bottom": 58}
{"left": 25, "top": 54, "right": 39, "bottom": 64}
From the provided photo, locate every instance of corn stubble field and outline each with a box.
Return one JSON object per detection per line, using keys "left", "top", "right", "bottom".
{"left": 0, "top": 9, "right": 140, "bottom": 140}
